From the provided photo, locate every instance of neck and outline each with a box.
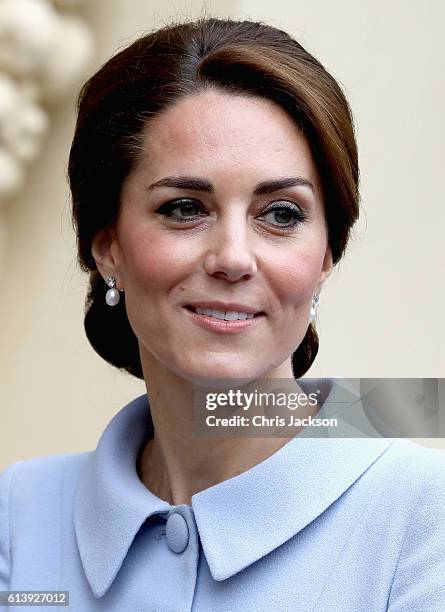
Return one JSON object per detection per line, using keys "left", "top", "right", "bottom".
{"left": 137, "top": 349, "right": 314, "bottom": 506}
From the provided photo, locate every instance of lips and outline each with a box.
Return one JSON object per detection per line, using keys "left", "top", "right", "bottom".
{"left": 184, "top": 306, "right": 263, "bottom": 319}
{"left": 183, "top": 304, "right": 265, "bottom": 334}
{"left": 184, "top": 301, "right": 264, "bottom": 316}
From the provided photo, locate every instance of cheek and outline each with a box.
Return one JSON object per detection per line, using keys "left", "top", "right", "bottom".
{"left": 267, "top": 246, "right": 323, "bottom": 307}
{"left": 120, "top": 230, "right": 191, "bottom": 291}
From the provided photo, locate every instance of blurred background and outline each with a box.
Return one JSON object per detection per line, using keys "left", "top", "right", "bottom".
{"left": 0, "top": 0, "right": 443, "bottom": 469}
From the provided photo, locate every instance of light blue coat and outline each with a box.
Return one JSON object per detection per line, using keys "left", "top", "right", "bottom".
{"left": 1, "top": 388, "right": 445, "bottom": 611}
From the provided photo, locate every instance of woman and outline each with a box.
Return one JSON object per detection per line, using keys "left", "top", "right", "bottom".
{"left": 1, "top": 17, "right": 444, "bottom": 611}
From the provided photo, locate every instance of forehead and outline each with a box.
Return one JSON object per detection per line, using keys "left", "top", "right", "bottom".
{"left": 136, "top": 90, "right": 320, "bottom": 188}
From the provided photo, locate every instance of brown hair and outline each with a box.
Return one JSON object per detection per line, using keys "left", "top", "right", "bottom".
{"left": 69, "top": 17, "right": 359, "bottom": 380}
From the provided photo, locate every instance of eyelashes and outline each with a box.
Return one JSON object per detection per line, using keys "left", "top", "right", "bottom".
{"left": 261, "top": 201, "right": 307, "bottom": 228}
{"left": 155, "top": 198, "right": 307, "bottom": 230}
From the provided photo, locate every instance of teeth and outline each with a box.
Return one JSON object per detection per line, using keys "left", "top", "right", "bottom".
{"left": 195, "top": 307, "right": 255, "bottom": 320}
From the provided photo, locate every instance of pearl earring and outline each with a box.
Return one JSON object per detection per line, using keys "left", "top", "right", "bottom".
{"left": 310, "top": 294, "right": 319, "bottom": 323}
{"left": 105, "top": 276, "right": 121, "bottom": 306}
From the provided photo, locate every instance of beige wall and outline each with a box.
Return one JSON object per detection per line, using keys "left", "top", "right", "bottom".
{"left": 1, "top": 0, "right": 443, "bottom": 470}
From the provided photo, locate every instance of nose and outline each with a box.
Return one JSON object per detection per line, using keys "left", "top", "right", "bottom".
{"left": 203, "top": 217, "right": 257, "bottom": 282}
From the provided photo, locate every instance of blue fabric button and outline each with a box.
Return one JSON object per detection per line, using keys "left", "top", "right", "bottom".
{"left": 165, "top": 512, "right": 189, "bottom": 553}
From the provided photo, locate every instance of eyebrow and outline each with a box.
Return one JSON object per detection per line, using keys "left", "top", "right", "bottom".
{"left": 148, "top": 175, "right": 314, "bottom": 195}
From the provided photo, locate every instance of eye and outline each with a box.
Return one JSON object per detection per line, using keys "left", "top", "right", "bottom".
{"left": 155, "top": 198, "right": 307, "bottom": 229}
{"left": 155, "top": 199, "right": 205, "bottom": 223}
{"left": 258, "top": 201, "right": 307, "bottom": 229}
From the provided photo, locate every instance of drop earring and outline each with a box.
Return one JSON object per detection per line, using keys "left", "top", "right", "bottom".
{"left": 105, "top": 276, "right": 121, "bottom": 306}
{"left": 310, "top": 294, "right": 319, "bottom": 323}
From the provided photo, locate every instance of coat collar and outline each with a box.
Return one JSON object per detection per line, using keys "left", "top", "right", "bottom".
{"left": 74, "top": 380, "right": 395, "bottom": 597}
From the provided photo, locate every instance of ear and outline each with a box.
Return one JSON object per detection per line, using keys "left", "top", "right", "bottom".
{"left": 91, "top": 226, "right": 123, "bottom": 289}
{"left": 317, "top": 245, "right": 334, "bottom": 293}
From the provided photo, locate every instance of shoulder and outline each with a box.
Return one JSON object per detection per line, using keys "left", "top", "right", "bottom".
{"left": 367, "top": 439, "right": 445, "bottom": 525}
{"left": 0, "top": 462, "right": 21, "bottom": 586}
{"left": 377, "top": 438, "right": 445, "bottom": 495}
{"left": 0, "top": 451, "right": 91, "bottom": 504}
{"left": 380, "top": 437, "right": 445, "bottom": 474}
{"left": 379, "top": 440, "right": 445, "bottom": 610}
{"left": 0, "top": 452, "right": 91, "bottom": 588}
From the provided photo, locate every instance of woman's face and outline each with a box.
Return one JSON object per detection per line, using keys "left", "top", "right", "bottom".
{"left": 95, "top": 90, "right": 333, "bottom": 384}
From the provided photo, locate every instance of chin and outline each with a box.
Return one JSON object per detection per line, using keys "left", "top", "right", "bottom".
{"left": 181, "top": 360, "right": 265, "bottom": 389}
